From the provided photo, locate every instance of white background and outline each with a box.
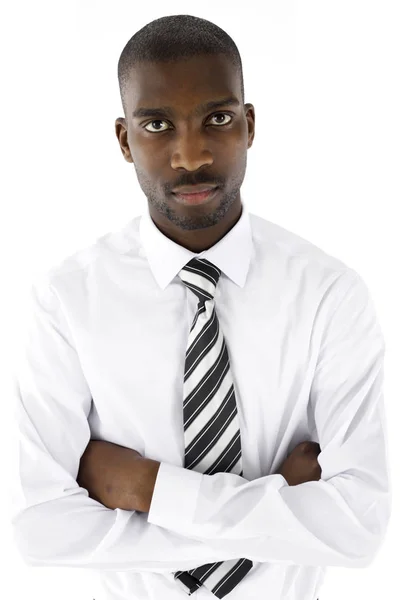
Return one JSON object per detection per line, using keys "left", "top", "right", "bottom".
{"left": 1, "top": 1, "right": 399, "bottom": 599}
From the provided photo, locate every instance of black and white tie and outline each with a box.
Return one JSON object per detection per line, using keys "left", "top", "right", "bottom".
{"left": 173, "top": 257, "right": 253, "bottom": 598}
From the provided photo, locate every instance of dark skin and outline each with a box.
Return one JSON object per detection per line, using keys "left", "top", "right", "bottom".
{"left": 76, "top": 440, "right": 321, "bottom": 512}
{"left": 115, "top": 53, "right": 255, "bottom": 252}
{"left": 77, "top": 53, "right": 321, "bottom": 512}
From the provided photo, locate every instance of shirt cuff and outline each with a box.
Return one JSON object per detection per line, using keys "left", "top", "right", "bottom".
{"left": 147, "top": 461, "right": 203, "bottom": 530}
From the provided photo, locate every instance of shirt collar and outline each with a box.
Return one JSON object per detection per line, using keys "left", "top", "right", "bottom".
{"left": 139, "top": 197, "right": 254, "bottom": 290}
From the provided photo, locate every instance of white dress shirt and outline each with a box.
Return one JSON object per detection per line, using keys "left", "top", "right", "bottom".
{"left": 11, "top": 198, "right": 391, "bottom": 600}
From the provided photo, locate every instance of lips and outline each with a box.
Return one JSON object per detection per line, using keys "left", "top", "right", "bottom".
{"left": 173, "top": 186, "right": 219, "bottom": 206}
{"left": 172, "top": 185, "right": 217, "bottom": 194}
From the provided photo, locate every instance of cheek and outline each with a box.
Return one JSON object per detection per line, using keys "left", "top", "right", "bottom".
{"left": 130, "top": 135, "right": 166, "bottom": 166}
{"left": 230, "top": 134, "right": 248, "bottom": 163}
{"left": 227, "top": 120, "right": 249, "bottom": 154}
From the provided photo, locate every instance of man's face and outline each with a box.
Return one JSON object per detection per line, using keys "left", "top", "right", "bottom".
{"left": 115, "top": 53, "right": 255, "bottom": 230}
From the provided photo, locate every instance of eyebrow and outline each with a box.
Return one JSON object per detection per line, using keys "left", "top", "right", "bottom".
{"left": 132, "top": 96, "right": 240, "bottom": 120}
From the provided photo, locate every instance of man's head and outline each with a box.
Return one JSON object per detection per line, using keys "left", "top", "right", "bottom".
{"left": 115, "top": 15, "right": 255, "bottom": 250}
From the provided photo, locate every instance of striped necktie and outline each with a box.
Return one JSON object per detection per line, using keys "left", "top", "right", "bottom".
{"left": 174, "top": 257, "right": 253, "bottom": 598}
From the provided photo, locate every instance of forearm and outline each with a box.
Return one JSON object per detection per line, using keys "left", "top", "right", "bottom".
{"left": 76, "top": 440, "right": 160, "bottom": 512}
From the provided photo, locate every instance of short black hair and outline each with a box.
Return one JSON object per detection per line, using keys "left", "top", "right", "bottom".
{"left": 117, "top": 14, "right": 245, "bottom": 117}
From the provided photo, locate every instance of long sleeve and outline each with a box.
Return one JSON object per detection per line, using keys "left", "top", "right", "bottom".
{"left": 11, "top": 274, "right": 251, "bottom": 572}
{"left": 148, "top": 268, "right": 392, "bottom": 568}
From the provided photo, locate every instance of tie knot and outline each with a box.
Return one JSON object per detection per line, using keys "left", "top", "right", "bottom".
{"left": 178, "top": 257, "right": 221, "bottom": 304}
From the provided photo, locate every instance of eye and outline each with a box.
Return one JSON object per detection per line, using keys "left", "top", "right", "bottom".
{"left": 143, "top": 112, "right": 233, "bottom": 133}
{"left": 143, "top": 120, "right": 169, "bottom": 133}
{"left": 209, "top": 112, "right": 233, "bottom": 126}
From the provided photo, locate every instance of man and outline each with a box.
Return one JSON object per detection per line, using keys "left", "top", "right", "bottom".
{"left": 12, "top": 14, "right": 390, "bottom": 600}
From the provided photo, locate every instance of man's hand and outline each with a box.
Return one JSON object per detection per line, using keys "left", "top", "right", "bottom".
{"left": 277, "top": 441, "right": 322, "bottom": 486}
{"left": 76, "top": 440, "right": 160, "bottom": 512}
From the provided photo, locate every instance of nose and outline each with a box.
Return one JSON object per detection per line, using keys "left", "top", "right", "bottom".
{"left": 170, "top": 130, "right": 214, "bottom": 171}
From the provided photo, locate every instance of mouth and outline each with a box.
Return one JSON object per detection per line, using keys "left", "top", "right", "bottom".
{"left": 172, "top": 186, "right": 219, "bottom": 206}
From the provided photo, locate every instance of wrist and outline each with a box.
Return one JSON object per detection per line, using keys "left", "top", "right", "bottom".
{"left": 133, "top": 458, "right": 161, "bottom": 513}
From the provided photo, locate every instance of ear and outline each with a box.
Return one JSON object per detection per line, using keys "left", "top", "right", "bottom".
{"left": 115, "top": 118, "right": 133, "bottom": 163}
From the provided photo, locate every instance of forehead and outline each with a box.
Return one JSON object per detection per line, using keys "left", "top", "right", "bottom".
{"left": 126, "top": 54, "right": 240, "bottom": 114}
